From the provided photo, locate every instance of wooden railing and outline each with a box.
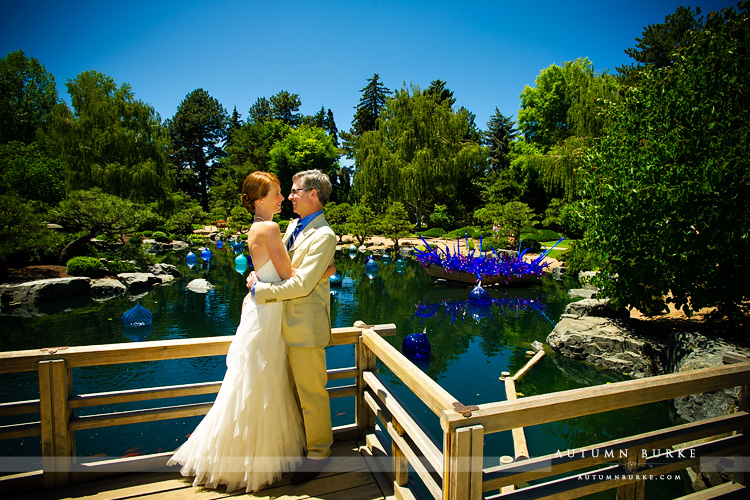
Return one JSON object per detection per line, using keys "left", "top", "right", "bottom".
{"left": 359, "top": 330, "right": 750, "bottom": 500}
{"left": 0, "top": 322, "right": 396, "bottom": 491}
{"left": 2, "top": 323, "right": 749, "bottom": 500}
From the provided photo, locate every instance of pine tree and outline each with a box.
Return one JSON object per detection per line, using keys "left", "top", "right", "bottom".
{"left": 484, "top": 108, "right": 516, "bottom": 171}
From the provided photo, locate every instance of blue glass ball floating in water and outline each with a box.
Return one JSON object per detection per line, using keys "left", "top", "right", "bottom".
{"left": 329, "top": 273, "right": 342, "bottom": 287}
{"left": 365, "top": 255, "right": 379, "bottom": 279}
{"left": 200, "top": 247, "right": 211, "bottom": 260}
{"left": 233, "top": 241, "right": 244, "bottom": 254}
{"left": 185, "top": 250, "right": 197, "bottom": 268}
{"left": 122, "top": 300, "right": 153, "bottom": 327}
{"left": 402, "top": 329, "right": 431, "bottom": 359}
{"left": 382, "top": 253, "right": 392, "bottom": 265}
{"left": 216, "top": 239, "right": 223, "bottom": 250}
{"left": 468, "top": 283, "right": 491, "bottom": 306}
{"left": 395, "top": 257, "right": 407, "bottom": 274}
{"left": 235, "top": 260, "right": 248, "bottom": 275}
{"left": 235, "top": 253, "right": 247, "bottom": 266}
{"left": 348, "top": 244, "right": 357, "bottom": 259}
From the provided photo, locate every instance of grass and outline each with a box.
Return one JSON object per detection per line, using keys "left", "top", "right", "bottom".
{"left": 539, "top": 239, "right": 574, "bottom": 261}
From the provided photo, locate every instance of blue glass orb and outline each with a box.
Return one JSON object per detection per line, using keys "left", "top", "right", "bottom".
{"left": 468, "top": 283, "right": 491, "bottom": 306}
{"left": 395, "top": 257, "right": 407, "bottom": 274}
{"left": 348, "top": 244, "right": 357, "bottom": 259}
{"left": 329, "top": 273, "right": 342, "bottom": 287}
{"left": 365, "top": 256, "right": 379, "bottom": 279}
{"left": 402, "top": 330, "right": 431, "bottom": 359}
{"left": 216, "top": 239, "right": 223, "bottom": 250}
{"left": 235, "top": 253, "right": 247, "bottom": 266}
{"left": 200, "top": 247, "right": 211, "bottom": 260}
{"left": 382, "top": 253, "right": 392, "bottom": 265}
{"left": 122, "top": 300, "right": 153, "bottom": 327}
{"left": 122, "top": 324, "right": 153, "bottom": 342}
{"left": 235, "top": 260, "right": 248, "bottom": 275}
{"left": 185, "top": 250, "right": 197, "bottom": 268}
{"left": 233, "top": 241, "right": 244, "bottom": 254}
{"left": 465, "top": 302, "right": 491, "bottom": 323}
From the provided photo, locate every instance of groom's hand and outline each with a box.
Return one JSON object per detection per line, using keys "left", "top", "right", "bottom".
{"left": 246, "top": 271, "right": 258, "bottom": 292}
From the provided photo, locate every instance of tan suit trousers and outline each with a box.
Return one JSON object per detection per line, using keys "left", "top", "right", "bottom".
{"left": 287, "top": 344, "right": 332, "bottom": 459}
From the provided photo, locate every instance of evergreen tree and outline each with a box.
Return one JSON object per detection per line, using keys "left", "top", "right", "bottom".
{"left": 0, "top": 50, "right": 58, "bottom": 144}
{"left": 226, "top": 106, "right": 242, "bottom": 148}
{"left": 425, "top": 79, "right": 456, "bottom": 107}
{"left": 484, "top": 108, "right": 516, "bottom": 171}
{"left": 169, "top": 88, "right": 228, "bottom": 211}
{"left": 269, "top": 90, "right": 301, "bottom": 126}
{"left": 379, "top": 202, "right": 415, "bottom": 248}
{"left": 352, "top": 74, "right": 391, "bottom": 135}
{"left": 248, "top": 97, "right": 272, "bottom": 124}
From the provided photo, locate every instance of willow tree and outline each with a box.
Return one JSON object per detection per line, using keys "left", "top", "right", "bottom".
{"left": 353, "top": 83, "right": 484, "bottom": 226}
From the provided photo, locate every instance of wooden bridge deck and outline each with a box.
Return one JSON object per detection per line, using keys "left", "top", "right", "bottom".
{"left": 6, "top": 439, "right": 395, "bottom": 500}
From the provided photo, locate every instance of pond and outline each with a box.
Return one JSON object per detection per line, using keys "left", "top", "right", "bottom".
{"left": 0, "top": 245, "right": 688, "bottom": 498}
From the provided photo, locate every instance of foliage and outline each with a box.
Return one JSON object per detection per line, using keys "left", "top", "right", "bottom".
{"left": 484, "top": 108, "right": 517, "bottom": 171}
{"left": 583, "top": 2, "right": 750, "bottom": 319}
{"left": 66, "top": 256, "right": 104, "bottom": 277}
{"left": 558, "top": 199, "right": 589, "bottom": 239}
{"left": 521, "top": 227, "right": 563, "bottom": 242}
{"left": 353, "top": 83, "right": 484, "bottom": 224}
{"left": 42, "top": 70, "right": 173, "bottom": 202}
{"left": 51, "top": 188, "right": 159, "bottom": 263}
{"left": 558, "top": 242, "right": 601, "bottom": 275}
{"left": 105, "top": 260, "right": 136, "bottom": 274}
{"left": 344, "top": 204, "right": 376, "bottom": 246}
{"left": 151, "top": 231, "right": 170, "bottom": 243}
{"left": 446, "top": 226, "right": 482, "bottom": 239}
{"left": 323, "top": 201, "right": 352, "bottom": 242}
{"left": 428, "top": 204, "right": 454, "bottom": 230}
{"left": 0, "top": 50, "right": 59, "bottom": 145}
{"left": 420, "top": 227, "right": 446, "bottom": 238}
{"left": 228, "top": 205, "right": 253, "bottom": 234}
{"left": 379, "top": 202, "right": 415, "bottom": 248}
{"left": 168, "top": 201, "right": 207, "bottom": 235}
{"left": 341, "top": 73, "right": 391, "bottom": 158}
{"left": 474, "top": 201, "right": 537, "bottom": 243}
{"left": 0, "top": 141, "right": 65, "bottom": 204}
{"left": 169, "top": 88, "right": 228, "bottom": 210}
{"left": 0, "top": 193, "right": 61, "bottom": 275}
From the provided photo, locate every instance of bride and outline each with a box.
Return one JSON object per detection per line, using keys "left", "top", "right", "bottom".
{"left": 169, "top": 171, "right": 326, "bottom": 492}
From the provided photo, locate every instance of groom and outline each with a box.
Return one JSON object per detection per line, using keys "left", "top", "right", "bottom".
{"left": 248, "top": 169, "right": 337, "bottom": 483}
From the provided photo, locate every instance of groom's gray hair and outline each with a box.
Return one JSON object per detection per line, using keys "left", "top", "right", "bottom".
{"left": 294, "top": 170, "right": 332, "bottom": 205}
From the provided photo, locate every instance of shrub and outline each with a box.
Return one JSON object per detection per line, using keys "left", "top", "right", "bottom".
{"left": 521, "top": 227, "right": 563, "bottom": 241}
{"left": 278, "top": 220, "right": 290, "bottom": 233}
{"left": 106, "top": 260, "right": 136, "bottom": 274}
{"left": 559, "top": 242, "right": 601, "bottom": 275}
{"left": 420, "top": 228, "right": 446, "bottom": 238}
{"left": 142, "top": 230, "right": 154, "bottom": 237}
{"left": 519, "top": 236, "right": 542, "bottom": 253}
{"left": 66, "top": 256, "right": 104, "bottom": 277}
{"left": 446, "top": 226, "right": 482, "bottom": 239}
{"left": 481, "top": 237, "right": 512, "bottom": 251}
{"left": 152, "top": 231, "right": 170, "bottom": 243}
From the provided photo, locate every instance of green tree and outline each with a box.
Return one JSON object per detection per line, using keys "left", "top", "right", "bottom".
{"left": 0, "top": 141, "right": 65, "bottom": 204}
{"left": 583, "top": 2, "right": 750, "bottom": 319}
{"left": 248, "top": 97, "right": 272, "bottom": 124}
{"left": 484, "top": 108, "right": 517, "bottom": 171}
{"left": 344, "top": 204, "right": 376, "bottom": 246}
{"left": 425, "top": 79, "right": 456, "bottom": 107}
{"left": 0, "top": 50, "right": 58, "bottom": 144}
{"left": 379, "top": 202, "right": 415, "bottom": 248}
{"left": 42, "top": 70, "right": 172, "bottom": 202}
{"left": 269, "top": 90, "right": 301, "bottom": 126}
{"left": 341, "top": 73, "right": 391, "bottom": 158}
{"left": 323, "top": 201, "right": 352, "bottom": 243}
{"left": 475, "top": 201, "right": 537, "bottom": 244}
{"left": 168, "top": 200, "right": 207, "bottom": 235}
{"left": 353, "top": 83, "right": 484, "bottom": 226}
{"left": 169, "top": 88, "right": 228, "bottom": 211}
{"left": 0, "top": 193, "right": 59, "bottom": 277}
{"left": 228, "top": 205, "right": 253, "bottom": 235}
{"left": 51, "top": 188, "right": 158, "bottom": 263}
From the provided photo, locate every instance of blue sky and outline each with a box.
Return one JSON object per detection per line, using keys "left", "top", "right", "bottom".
{"left": 1, "top": 0, "right": 738, "bottom": 134}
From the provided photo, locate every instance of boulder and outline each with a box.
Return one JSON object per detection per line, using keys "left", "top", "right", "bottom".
{"left": 398, "top": 246, "right": 413, "bottom": 258}
{"left": 90, "top": 278, "right": 127, "bottom": 297}
{"left": 187, "top": 278, "right": 214, "bottom": 293}
{"left": 568, "top": 288, "right": 598, "bottom": 299}
{"left": 148, "top": 263, "right": 181, "bottom": 277}
{"left": 562, "top": 298, "right": 628, "bottom": 319}
{"left": 117, "top": 273, "right": 162, "bottom": 292}
{"left": 0, "top": 278, "right": 91, "bottom": 306}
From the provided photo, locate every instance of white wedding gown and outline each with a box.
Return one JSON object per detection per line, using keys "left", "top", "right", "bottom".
{"left": 168, "top": 260, "right": 305, "bottom": 492}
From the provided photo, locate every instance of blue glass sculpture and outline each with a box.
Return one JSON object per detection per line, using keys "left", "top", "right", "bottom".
{"left": 235, "top": 253, "right": 247, "bottom": 266}
{"left": 233, "top": 241, "right": 244, "bottom": 254}
{"left": 382, "top": 253, "right": 392, "bottom": 265}
{"left": 216, "top": 239, "right": 223, "bottom": 250}
{"left": 235, "top": 260, "right": 248, "bottom": 275}
{"left": 365, "top": 255, "right": 379, "bottom": 279}
{"left": 468, "top": 282, "right": 491, "bottom": 306}
{"left": 200, "top": 247, "right": 211, "bottom": 261}
{"left": 348, "top": 244, "right": 357, "bottom": 259}
{"left": 185, "top": 250, "right": 197, "bottom": 268}
{"left": 395, "top": 257, "right": 407, "bottom": 274}
{"left": 402, "top": 328, "right": 431, "bottom": 359}
{"left": 329, "top": 273, "right": 342, "bottom": 287}
{"left": 122, "top": 300, "right": 153, "bottom": 327}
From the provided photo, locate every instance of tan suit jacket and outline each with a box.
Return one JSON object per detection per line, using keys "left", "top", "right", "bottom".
{"left": 254, "top": 213, "right": 336, "bottom": 348}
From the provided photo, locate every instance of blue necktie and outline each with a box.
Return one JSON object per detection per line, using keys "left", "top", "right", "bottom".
{"left": 287, "top": 222, "right": 303, "bottom": 250}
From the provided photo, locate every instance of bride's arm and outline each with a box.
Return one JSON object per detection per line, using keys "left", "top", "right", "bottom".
{"left": 260, "top": 222, "right": 294, "bottom": 280}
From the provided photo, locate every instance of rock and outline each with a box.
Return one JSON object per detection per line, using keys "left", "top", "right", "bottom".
{"left": 531, "top": 341, "right": 544, "bottom": 352}
{"left": 568, "top": 288, "right": 598, "bottom": 299}
{"left": 90, "top": 278, "right": 127, "bottom": 297}
{"left": 562, "top": 298, "right": 628, "bottom": 319}
{"left": 187, "top": 278, "right": 214, "bottom": 293}
{"left": 552, "top": 266, "right": 567, "bottom": 280}
{"left": 578, "top": 271, "right": 598, "bottom": 289}
{"left": 398, "top": 246, "right": 413, "bottom": 258}
{"left": 117, "top": 273, "right": 162, "bottom": 292}
{"left": 546, "top": 316, "right": 666, "bottom": 378}
{"left": 0, "top": 278, "right": 91, "bottom": 306}
{"left": 357, "top": 245, "right": 368, "bottom": 253}
{"left": 148, "top": 263, "right": 181, "bottom": 277}
{"left": 171, "top": 241, "right": 189, "bottom": 252}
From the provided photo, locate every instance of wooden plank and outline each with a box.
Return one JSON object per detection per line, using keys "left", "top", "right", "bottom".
{"left": 0, "top": 421, "right": 41, "bottom": 440}
{"left": 68, "top": 381, "right": 221, "bottom": 408}
{"left": 504, "top": 377, "right": 529, "bottom": 460}
{"left": 69, "top": 402, "right": 213, "bottom": 431}
{"left": 363, "top": 329, "right": 455, "bottom": 417}
{"left": 0, "top": 399, "right": 40, "bottom": 417}
{"left": 445, "top": 362, "right": 750, "bottom": 432}
{"left": 675, "top": 481, "right": 745, "bottom": 499}
{"left": 512, "top": 350, "right": 545, "bottom": 381}
{"left": 0, "top": 324, "right": 397, "bottom": 374}
{"left": 329, "top": 384, "right": 357, "bottom": 399}
{"left": 357, "top": 337, "right": 377, "bottom": 432}
{"left": 391, "top": 418, "right": 408, "bottom": 487}
{"left": 363, "top": 372, "right": 443, "bottom": 477}
{"left": 328, "top": 366, "right": 358, "bottom": 380}
{"left": 483, "top": 411, "right": 750, "bottom": 490}
{"left": 386, "top": 422, "right": 442, "bottom": 499}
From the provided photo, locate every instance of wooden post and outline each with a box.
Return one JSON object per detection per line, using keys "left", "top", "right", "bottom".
{"left": 443, "top": 425, "right": 484, "bottom": 500}
{"left": 38, "top": 359, "right": 74, "bottom": 489}
{"left": 724, "top": 352, "right": 749, "bottom": 487}
{"left": 356, "top": 336, "right": 377, "bottom": 434}
{"left": 504, "top": 377, "right": 530, "bottom": 460}
{"left": 392, "top": 418, "right": 408, "bottom": 487}
{"left": 616, "top": 448, "right": 646, "bottom": 500}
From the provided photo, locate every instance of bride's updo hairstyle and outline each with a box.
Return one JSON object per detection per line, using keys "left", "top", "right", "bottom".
{"left": 241, "top": 171, "right": 280, "bottom": 213}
